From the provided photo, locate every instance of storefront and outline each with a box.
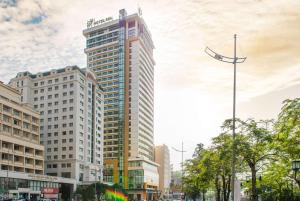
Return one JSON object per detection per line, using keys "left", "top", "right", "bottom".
{"left": 0, "top": 170, "right": 76, "bottom": 200}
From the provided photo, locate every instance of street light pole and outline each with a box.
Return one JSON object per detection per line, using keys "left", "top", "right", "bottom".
{"left": 205, "top": 34, "right": 247, "bottom": 201}
{"left": 172, "top": 141, "right": 186, "bottom": 200}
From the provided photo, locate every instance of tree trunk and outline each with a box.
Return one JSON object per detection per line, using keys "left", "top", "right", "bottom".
{"left": 215, "top": 176, "right": 221, "bottom": 201}
{"left": 251, "top": 166, "right": 257, "bottom": 201}
{"left": 222, "top": 175, "right": 227, "bottom": 201}
{"left": 226, "top": 175, "right": 231, "bottom": 201}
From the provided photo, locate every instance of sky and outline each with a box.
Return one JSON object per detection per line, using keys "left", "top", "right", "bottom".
{"left": 0, "top": 0, "right": 300, "bottom": 170}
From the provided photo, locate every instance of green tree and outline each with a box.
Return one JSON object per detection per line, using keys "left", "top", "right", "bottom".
{"left": 76, "top": 184, "right": 95, "bottom": 201}
{"left": 275, "top": 98, "right": 300, "bottom": 187}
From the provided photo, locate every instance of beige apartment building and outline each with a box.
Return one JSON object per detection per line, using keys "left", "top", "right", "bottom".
{"left": 9, "top": 66, "right": 104, "bottom": 183}
{"left": 0, "top": 81, "right": 44, "bottom": 175}
{"left": 155, "top": 144, "right": 171, "bottom": 197}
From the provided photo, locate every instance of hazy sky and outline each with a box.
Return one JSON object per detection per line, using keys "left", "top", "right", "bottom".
{"left": 1, "top": 0, "right": 300, "bottom": 170}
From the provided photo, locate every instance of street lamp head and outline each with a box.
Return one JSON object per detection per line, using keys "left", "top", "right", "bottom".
{"left": 292, "top": 160, "right": 300, "bottom": 171}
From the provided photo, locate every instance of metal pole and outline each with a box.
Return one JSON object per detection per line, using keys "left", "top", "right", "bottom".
{"left": 231, "top": 34, "right": 237, "bottom": 201}
{"left": 181, "top": 141, "right": 183, "bottom": 200}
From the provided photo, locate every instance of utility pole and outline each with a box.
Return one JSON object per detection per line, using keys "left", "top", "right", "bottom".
{"left": 172, "top": 141, "right": 186, "bottom": 201}
{"left": 205, "top": 34, "right": 246, "bottom": 201}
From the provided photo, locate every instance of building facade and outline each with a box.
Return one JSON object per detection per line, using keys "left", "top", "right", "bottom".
{"left": 83, "top": 9, "right": 155, "bottom": 188}
{"left": 155, "top": 144, "right": 171, "bottom": 197}
{"left": 0, "top": 81, "right": 75, "bottom": 200}
{"left": 127, "top": 157, "right": 159, "bottom": 201}
{"left": 9, "top": 66, "right": 104, "bottom": 183}
{"left": 0, "top": 81, "right": 44, "bottom": 176}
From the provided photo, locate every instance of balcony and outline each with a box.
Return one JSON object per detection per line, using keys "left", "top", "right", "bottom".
{"left": 1, "top": 147, "right": 13, "bottom": 153}
{"left": 35, "top": 164, "right": 43, "bottom": 170}
{"left": 25, "top": 163, "right": 34, "bottom": 168}
{"left": 14, "top": 161, "right": 24, "bottom": 166}
{"left": 14, "top": 149, "right": 24, "bottom": 155}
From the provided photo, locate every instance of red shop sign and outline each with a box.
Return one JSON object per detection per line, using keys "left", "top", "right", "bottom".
{"left": 42, "top": 188, "right": 59, "bottom": 194}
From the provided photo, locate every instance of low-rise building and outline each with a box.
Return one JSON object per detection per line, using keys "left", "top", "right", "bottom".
{"left": 127, "top": 157, "right": 159, "bottom": 201}
{"left": 0, "top": 81, "right": 75, "bottom": 200}
{"left": 155, "top": 144, "right": 171, "bottom": 198}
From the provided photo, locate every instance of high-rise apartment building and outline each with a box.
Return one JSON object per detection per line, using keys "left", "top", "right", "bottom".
{"left": 155, "top": 145, "right": 171, "bottom": 197}
{"left": 83, "top": 9, "right": 155, "bottom": 187}
{"left": 0, "top": 81, "right": 44, "bottom": 175}
{"left": 9, "top": 66, "right": 104, "bottom": 183}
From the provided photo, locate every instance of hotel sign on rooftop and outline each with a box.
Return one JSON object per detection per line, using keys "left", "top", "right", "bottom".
{"left": 87, "top": 17, "right": 113, "bottom": 28}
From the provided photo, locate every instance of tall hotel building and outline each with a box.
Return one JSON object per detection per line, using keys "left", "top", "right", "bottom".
{"left": 9, "top": 66, "right": 104, "bottom": 183}
{"left": 83, "top": 9, "right": 156, "bottom": 189}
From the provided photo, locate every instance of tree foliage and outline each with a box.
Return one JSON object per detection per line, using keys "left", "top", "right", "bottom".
{"left": 184, "top": 98, "right": 300, "bottom": 201}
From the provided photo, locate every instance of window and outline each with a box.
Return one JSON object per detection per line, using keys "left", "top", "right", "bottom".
{"left": 63, "top": 84, "right": 67, "bottom": 89}
{"left": 40, "top": 81, "right": 44, "bottom": 86}
{"left": 62, "top": 155, "right": 66, "bottom": 159}
{"left": 48, "top": 80, "right": 52, "bottom": 84}
{"left": 70, "top": 75, "right": 74, "bottom": 80}
{"left": 62, "top": 147, "right": 66, "bottom": 151}
{"left": 48, "top": 133, "right": 51, "bottom": 137}
{"left": 53, "top": 164, "right": 57, "bottom": 168}
{"left": 55, "top": 78, "right": 59, "bottom": 83}
{"left": 34, "top": 82, "right": 38, "bottom": 86}
{"left": 69, "top": 146, "right": 73, "bottom": 150}
{"left": 48, "top": 102, "right": 52, "bottom": 107}
{"left": 69, "top": 107, "right": 73, "bottom": 111}
{"left": 48, "top": 110, "right": 52, "bottom": 114}
{"left": 69, "top": 154, "right": 73, "bottom": 159}
{"left": 69, "top": 99, "right": 74, "bottom": 103}
{"left": 63, "top": 100, "right": 67, "bottom": 104}
{"left": 55, "top": 94, "right": 59, "bottom": 98}
{"left": 61, "top": 164, "right": 66, "bottom": 168}
{"left": 40, "top": 96, "right": 44, "bottom": 100}
{"left": 54, "top": 155, "right": 58, "bottom": 159}
{"left": 63, "top": 92, "right": 67, "bottom": 96}
{"left": 54, "top": 101, "right": 58, "bottom": 105}
{"left": 34, "top": 97, "right": 38, "bottom": 101}
{"left": 69, "top": 130, "right": 73, "bottom": 135}
{"left": 54, "top": 132, "right": 58, "bottom": 136}
{"left": 54, "top": 117, "right": 58, "bottom": 121}
{"left": 47, "top": 140, "right": 51, "bottom": 144}
{"left": 69, "top": 139, "right": 73, "bottom": 143}
{"left": 63, "top": 77, "right": 67, "bottom": 81}
{"left": 62, "top": 139, "right": 66, "bottom": 143}
{"left": 70, "top": 91, "right": 74, "bottom": 95}
{"left": 48, "top": 87, "right": 52, "bottom": 91}
{"left": 54, "top": 140, "right": 58, "bottom": 144}
{"left": 63, "top": 108, "right": 67, "bottom": 112}
{"left": 34, "top": 90, "right": 38, "bottom": 94}
{"left": 48, "top": 95, "right": 52, "bottom": 99}
{"left": 40, "top": 89, "right": 44, "bottom": 93}
{"left": 70, "top": 83, "right": 74, "bottom": 88}
{"left": 69, "top": 115, "right": 73, "bottom": 119}
{"left": 55, "top": 86, "right": 59, "bottom": 90}
{"left": 54, "top": 109, "right": 58, "bottom": 113}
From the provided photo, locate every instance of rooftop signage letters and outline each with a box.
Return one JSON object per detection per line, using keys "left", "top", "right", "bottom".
{"left": 87, "top": 17, "right": 113, "bottom": 28}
